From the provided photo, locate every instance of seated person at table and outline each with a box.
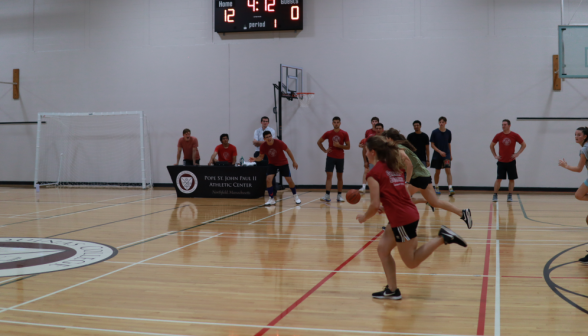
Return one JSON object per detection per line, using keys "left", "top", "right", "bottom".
{"left": 208, "top": 133, "right": 237, "bottom": 166}
{"left": 174, "top": 128, "right": 200, "bottom": 166}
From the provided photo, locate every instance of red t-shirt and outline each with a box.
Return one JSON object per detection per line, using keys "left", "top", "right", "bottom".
{"left": 365, "top": 129, "right": 377, "bottom": 139}
{"left": 366, "top": 161, "right": 419, "bottom": 228}
{"left": 177, "top": 137, "right": 199, "bottom": 160}
{"left": 260, "top": 139, "right": 289, "bottom": 166}
{"left": 322, "top": 129, "right": 349, "bottom": 159}
{"left": 215, "top": 144, "right": 237, "bottom": 163}
{"left": 360, "top": 133, "right": 376, "bottom": 146}
{"left": 492, "top": 132, "right": 524, "bottom": 163}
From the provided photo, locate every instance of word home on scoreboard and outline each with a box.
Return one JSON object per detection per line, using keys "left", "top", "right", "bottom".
{"left": 215, "top": 0, "right": 303, "bottom": 33}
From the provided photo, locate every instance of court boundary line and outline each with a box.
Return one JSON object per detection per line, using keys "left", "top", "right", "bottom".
{"left": 253, "top": 229, "right": 385, "bottom": 336}
{"left": 495, "top": 240, "right": 500, "bottom": 336}
{"left": 477, "top": 202, "right": 493, "bottom": 335}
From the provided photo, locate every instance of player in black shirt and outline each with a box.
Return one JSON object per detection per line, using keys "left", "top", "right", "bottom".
{"left": 407, "top": 120, "right": 430, "bottom": 167}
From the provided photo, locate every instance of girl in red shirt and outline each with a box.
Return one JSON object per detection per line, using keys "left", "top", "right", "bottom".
{"left": 357, "top": 136, "right": 467, "bottom": 300}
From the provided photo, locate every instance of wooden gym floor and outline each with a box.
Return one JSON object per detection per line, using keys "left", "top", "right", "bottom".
{"left": 0, "top": 187, "right": 586, "bottom": 335}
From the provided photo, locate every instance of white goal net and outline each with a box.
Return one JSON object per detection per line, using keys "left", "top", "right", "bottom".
{"left": 34, "top": 112, "right": 152, "bottom": 189}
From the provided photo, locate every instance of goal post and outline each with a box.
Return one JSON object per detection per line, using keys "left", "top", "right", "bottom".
{"left": 34, "top": 111, "right": 153, "bottom": 189}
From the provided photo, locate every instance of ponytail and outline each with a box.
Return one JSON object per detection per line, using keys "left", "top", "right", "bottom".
{"left": 383, "top": 128, "right": 416, "bottom": 152}
{"left": 578, "top": 127, "right": 588, "bottom": 145}
{"left": 366, "top": 135, "right": 402, "bottom": 172}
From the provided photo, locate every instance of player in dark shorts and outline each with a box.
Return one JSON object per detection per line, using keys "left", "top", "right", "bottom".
{"left": 490, "top": 119, "right": 526, "bottom": 202}
{"left": 249, "top": 131, "right": 301, "bottom": 206}
{"left": 317, "top": 116, "right": 350, "bottom": 202}
{"left": 558, "top": 127, "right": 588, "bottom": 264}
{"left": 384, "top": 129, "right": 472, "bottom": 229}
{"left": 357, "top": 135, "right": 467, "bottom": 300}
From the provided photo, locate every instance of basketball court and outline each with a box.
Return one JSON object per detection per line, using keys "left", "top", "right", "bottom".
{"left": 0, "top": 187, "right": 584, "bottom": 335}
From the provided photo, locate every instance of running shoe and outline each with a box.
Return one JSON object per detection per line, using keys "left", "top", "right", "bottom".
{"left": 435, "top": 186, "right": 441, "bottom": 195}
{"left": 449, "top": 188, "right": 455, "bottom": 196}
{"left": 359, "top": 187, "right": 366, "bottom": 194}
{"left": 264, "top": 198, "right": 276, "bottom": 206}
{"left": 295, "top": 195, "right": 301, "bottom": 204}
{"left": 492, "top": 194, "right": 498, "bottom": 202}
{"left": 439, "top": 225, "right": 467, "bottom": 247}
{"left": 320, "top": 194, "right": 331, "bottom": 202}
{"left": 461, "top": 209, "right": 473, "bottom": 229}
{"left": 580, "top": 253, "right": 588, "bottom": 265}
{"left": 372, "top": 285, "right": 402, "bottom": 300}
{"left": 337, "top": 194, "right": 345, "bottom": 202}
{"left": 507, "top": 194, "right": 513, "bottom": 202}
{"left": 427, "top": 202, "right": 435, "bottom": 212}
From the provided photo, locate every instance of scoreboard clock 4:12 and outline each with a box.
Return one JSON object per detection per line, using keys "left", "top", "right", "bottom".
{"left": 215, "top": 0, "right": 303, "bottom": 33}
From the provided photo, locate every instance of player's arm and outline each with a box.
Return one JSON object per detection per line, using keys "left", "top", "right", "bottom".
{"left": 400, "top": 150, "right": 413, "bottom": 182}
{"left": 358, "top": 140, "right": 365, "bottom": 148}
{"left": 559, "top": 153, "right": 587, "bottom": 172}
{"left": 362, "top": 146, "right": 369, "bottom": 168}
{"left": 250, "top": 153, "right": 265, "bottom": 162}
{"left": 232, "top": 155, "right": 237, "bottom": 165}
{"left": 192, "top": 147, "right": 197, "bottom": 165}
{"left": 337, "top": 138, "right": 350, "bottom": 150}
{"left": 175, "top": 147, "right": 182, "bottom": 165}
{"left": 285, "top": 148, "right": 299, "bottom": 170}
{"left": 357, "top": 177, "right": 380, "bottom": 223}
{"left": 208, "top": 151, "right": 217, "bottom": 166}
{"left": 430, "top": 141, "right": 442, "bottom": 155}
{"left": 317, "top": 137, "right": 328, "bottom": 153}
{"left": 513, "top": 141, "right": 527, "bottom": 159}
{"left": 425, "top": 144, "right": 430, "bottom": 165}
{"left": 448, "top": 143, "right": 452, "bottom": 160}
{"left": 490, "top": 142, "right": 500, "bottom": 160}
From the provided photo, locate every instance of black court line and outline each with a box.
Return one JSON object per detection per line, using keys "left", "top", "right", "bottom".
{"left": 517, "top": 194, "right": 585, "bottom": 228}
{"left": 0, "top": 192, "right": 308, "bottom": 287}
{"left": 543, "top": 242, "right": 588, "bottom": 314}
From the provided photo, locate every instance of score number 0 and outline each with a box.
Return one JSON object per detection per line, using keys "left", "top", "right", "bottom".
{"left": 224, "top": 1, "right": 300, "bottom": 23}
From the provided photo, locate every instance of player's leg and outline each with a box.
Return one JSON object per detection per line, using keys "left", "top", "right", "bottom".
{"left": 494, "top": 161, "right": 506, "bottom": 202}
{"left": 431, "top": 159, "right": 442, "bottom": 194}
{"left": 323, "top": 158, "right": 334, "bottom": 201}
{"left": 282, "top": 165, "right": 301, "bottom": 204}
{"left": 336, "top": 159, "right": 344, "bottom": 202}
{"left": 506, "top": 161, "right": 518, "bottom": 202}
{"left": 407, "top": 179, "right": 434, "bottom": 212}
{"left": 372, "top": 226, "right": 400, "bottom": 299}
{"left": 396, "top": 222, "right": 466, "bottom": 270}
{"left": 419, "top": 184, "right": 473, "bottom": 228}
{"left": 445, "top": 167, "right": 454, "bottom": 195}
{"left": 575, "top": 181, "right": 588, "bottom": 201}
{"left": 265, "top": 170, "right": 277, "bottom": 205}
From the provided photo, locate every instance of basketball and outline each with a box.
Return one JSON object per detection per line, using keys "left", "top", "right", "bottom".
{"left": 346, "top": 189, "right": 361, "bottom": 204}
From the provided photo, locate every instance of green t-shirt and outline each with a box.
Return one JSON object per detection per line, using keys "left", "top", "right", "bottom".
{"left": 398, "top": 144, "right": 431, "bottom": 179}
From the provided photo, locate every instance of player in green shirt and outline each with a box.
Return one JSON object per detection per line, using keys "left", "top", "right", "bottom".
{"left": 384, "top": 129, "right": 472, "bottom": 229}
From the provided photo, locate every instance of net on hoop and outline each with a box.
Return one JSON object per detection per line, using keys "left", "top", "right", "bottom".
{"left": 296, "top": 92, "right": 314, "bottom": 108}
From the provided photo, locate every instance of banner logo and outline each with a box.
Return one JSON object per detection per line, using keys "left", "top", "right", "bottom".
{"left": 176, "top": 171, "right": 198, "bottom": 193}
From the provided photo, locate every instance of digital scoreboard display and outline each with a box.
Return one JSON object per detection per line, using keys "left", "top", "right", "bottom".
{"left": 214, "top": 0, "right": 303, "bottom": 33}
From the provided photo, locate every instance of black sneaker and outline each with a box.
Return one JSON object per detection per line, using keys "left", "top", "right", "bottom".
{"left": 427, "top": 202, "right": 435, "bottom": 212}
{"left": 461, "top": 209, "right": 473, "bottom": 229}
{"left": 579, "top": 253, "right": 588, "bottom": 265}
{"left": 439, "top": 225, "right": 467, "bottom": 247}
{"left": 372, "top": 285, "right": 401, "bottom": 300}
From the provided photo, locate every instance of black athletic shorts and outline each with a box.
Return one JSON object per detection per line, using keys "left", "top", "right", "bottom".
{"left": 410, "top": 176, "right": 432, "bottom": 190}
{"left": 431, "top": 159, "right": 451, "bottom": 169}
{"left": 497, "top": 160, "right": 517, "bottom": 180}
{"left": 390, "top": 220, "right": 419, "bottom": 243}
{"left": 325, "top": 157, "right": 344, "bottom": 173}
{"left": 268, "top": 164, "right": 291, "bottom": 177}
{"left": 184, "top": 159, "right": 200, "bottom": 166}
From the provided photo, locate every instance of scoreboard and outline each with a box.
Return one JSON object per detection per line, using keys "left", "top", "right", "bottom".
{"left": 214, "top": 0, "right": 303, "bottom": 33}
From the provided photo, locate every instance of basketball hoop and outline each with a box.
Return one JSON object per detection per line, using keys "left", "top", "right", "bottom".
{"left": 295, "top": 92, "right": 314, "bottom": 108}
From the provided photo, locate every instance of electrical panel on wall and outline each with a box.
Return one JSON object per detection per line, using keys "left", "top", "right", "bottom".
{"left": 215, "top": 0, "right": 303, "bottom": 33}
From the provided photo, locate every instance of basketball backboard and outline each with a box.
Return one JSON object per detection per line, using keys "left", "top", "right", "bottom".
{"left": 558, "top": 25, "right": 588, "bottom": 78}
{"left": 280, "top": 64, "right": 303, "bottom": 95}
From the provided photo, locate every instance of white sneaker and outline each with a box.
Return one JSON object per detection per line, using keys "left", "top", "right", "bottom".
{"left": 295, "top": 195, "right": 301, "bottom": 204}
{"left": 321, "top": 194, "right": 331, "bottom": 202}
{"left": 359, "top": 187, "right": 366, "bottom": 194}
{"left": 337, "top": 194, "right": 345, "bottom": 202}
{"left": 265, "top": 198, "right": 276, "bottom": 206}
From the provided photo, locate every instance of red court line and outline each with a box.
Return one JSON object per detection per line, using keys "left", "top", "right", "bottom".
{"left": 477, "top": 203, "right": 493, "bottom": 335}
{"left": 254, "top": 229, "right": 385, "bottom": 336}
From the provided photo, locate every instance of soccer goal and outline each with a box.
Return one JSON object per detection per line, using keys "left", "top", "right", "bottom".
{"left": 34, "top": 111, "right": 153, "bottom": 189}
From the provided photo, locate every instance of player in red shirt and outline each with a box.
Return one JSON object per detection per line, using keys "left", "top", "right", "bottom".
{"left": 208, "top": 133, "right": 237, "bottom": 166}
{"left": 357, "top": 135, "right": 467, "bottom": 300}
{"left": 359, "top": 122, "right": 384, "bottom": 193}
{"left": 249, "top": 131, "right": 301, "bottom": 206}
{"left": 317, "top": 116, "right": 350, "bottom": 202}
{"left": 490, "top": 119, "right": 526, "bottom": 202}
{"left": 174, "top": 128, "right": 200, "bottom": 165}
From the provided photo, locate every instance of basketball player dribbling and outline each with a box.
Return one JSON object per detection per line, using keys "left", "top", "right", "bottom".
{"left": 249, "top": 131, "right": 301, "bottom": 206}
{"left": 558, "top": 126, "right": 588, "bottom": 264}
{"left": 357, "top": 136, "right": 467, "bottom": 300}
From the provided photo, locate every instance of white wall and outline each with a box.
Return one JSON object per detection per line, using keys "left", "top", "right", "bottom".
{"left": 1, "top": 0, "right": 588, "bottom": 188}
